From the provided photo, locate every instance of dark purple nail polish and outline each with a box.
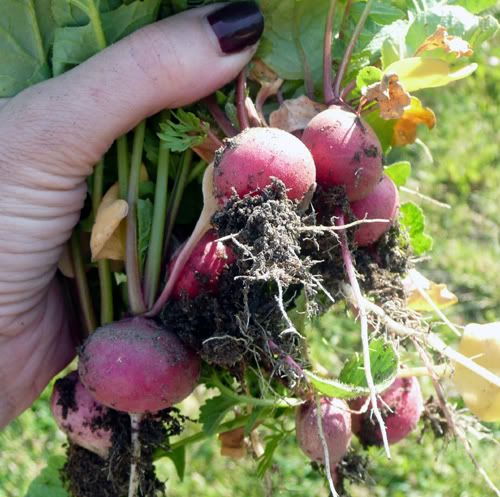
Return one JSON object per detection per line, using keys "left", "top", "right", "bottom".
{"left": 207, "top": 2, "right": 264, "bottom": 54}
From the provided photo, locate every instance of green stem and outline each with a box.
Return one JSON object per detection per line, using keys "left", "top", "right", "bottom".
{"left": 70, "top": 230, "right": 97, "bottom": 336}
{"left": 126, "top": 121, "right": 147, "bottom": 315}
{"left": 92, "top": 160, "right": 114, "bottom": 325}
{"left": 333, "top": 0, "right": 374, "bottom": 98}
{"left": 163, "top": 150, "right": 192, "bottom": 256}
{"left": 144, "top": 140, "right": 170, "bottom": 309}
{"left": 85, "top": 1, "right": 107, "bottom": 50}
{"left": 117, "top": 136, "right": 129, "bottom": 200}
{"left": 323, "top": 0, "right": 337, "bottom": 104}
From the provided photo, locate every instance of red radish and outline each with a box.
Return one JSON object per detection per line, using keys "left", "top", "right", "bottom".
{"left": 171, "top": 229, "right": 236, "bottom": 299}
{"left": 349, "top": 175, "right": 399, "bottom": 246}
{"left": 302, "top": 105, "right": 383, "bottom": 201}
{"left": 295, "top": 398, "right": 352, "bottom": 467}
{"left": 213, "top": 127, "right": 316, "bottom": 203}
{"left": 51, "top": 371, "right": 112, "bottom": 459}
{"left": 78, "top": 317, "right": 201, "bottom": 413}
{"left": 350, "top": 377, "right": 423, "bottom": 446}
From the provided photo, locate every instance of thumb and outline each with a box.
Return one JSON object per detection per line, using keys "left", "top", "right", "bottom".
{"left": 4, "top": 2, "right": 263, "bottom": 168}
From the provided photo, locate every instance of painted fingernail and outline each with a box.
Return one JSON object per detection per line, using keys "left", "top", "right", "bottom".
{"left": 207, "top": 1, "right": 264, "bottom": 54}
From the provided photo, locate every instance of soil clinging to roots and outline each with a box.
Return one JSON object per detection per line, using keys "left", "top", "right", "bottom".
{"left": 60, "top": 408, "right": 186, "bottom": 497}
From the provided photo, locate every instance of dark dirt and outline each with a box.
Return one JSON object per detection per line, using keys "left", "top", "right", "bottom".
{"left": 61, "top": 408, "right": 186, "bottom": 497}
{"left": 54, "top": 373, "right": 78, "bottom": 419}
{"left": 161, "top": 180, "right": 412, "bottom": 377}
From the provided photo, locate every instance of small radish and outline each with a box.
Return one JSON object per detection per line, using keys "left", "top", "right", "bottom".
{"left": 171, "top": 229, "right": 236, "bottom": 299}
{"left": 149, "top": 164, "right": 218, "bottom": 314}
{"left": 213, "top": 127, "right": 316, "bottom": 203}
{"left": 51, "top": 371, "right": 112, "bottom": 459}
{"left": 349, "top": 175, "right": 399, "bottom": 246}
{"left": 296, "top": 398, "right": 352, "bottom": 468}
{"left": 302, "top": 105, "right": 383, "bottom": 201}
{"left": 350, "top": 377, "right": 423, "bottom": 446}
{"left": 79, "top": 317, "right": 201, "bottom": 413}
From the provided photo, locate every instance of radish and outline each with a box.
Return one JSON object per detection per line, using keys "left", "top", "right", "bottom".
{"left": 302, "top": 105, "right": 383, "bottom": 201}
{"left": 171, "top": 229, "right": 236, "bottom": 299}
{"left": 295, "top": 398, "right": 352, "bottom": 468}
{"left": 213, "top": 127, "right": 316, "bottom": 203}
{"left": 78, "top": 317, "right": 201, "bottom": 413}
{"left": 150, "top": 128, "right": 316, "bottom": 315}
{"left": 350, "top": 377, "right": 423, "bottom": 446}
{"left": 50, "top": 371, "right": 112, "bottom": 459}
{"left": 349, "top": 175, "right": 399, "bottom": 246}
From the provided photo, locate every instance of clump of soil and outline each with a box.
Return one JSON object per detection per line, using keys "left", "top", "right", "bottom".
{"left": 162, "top": 180, "right": 315, "bottom": 372}
{"left": 162, "top": 180, "right": 412, "bottom": 375}
{"left": 60, "top": 408, "right": 186, "bottom": 497}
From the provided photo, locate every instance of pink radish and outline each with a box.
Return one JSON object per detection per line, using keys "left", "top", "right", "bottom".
{"left": 51, "top": 371, "right": 112, "bottom": 459}
{"left": 171, "top": 229, "right": 236, "bottom": 299}
{"left": 350, "top": 377, "right": 423, "bottom": 446}
{"left": 78, "top": 317, "right": 201, "bottom": 414}
{"left": 296, "top": 398, "right": 352, "bottom": 468}
{"left": 302, "top": 105, "right": 383, "bottom": 201}
{"left": 213, "top": 127, "right": 316, "bottom": 203}
{"left": 349, "top": 175, "right": 399, "bottom": 246}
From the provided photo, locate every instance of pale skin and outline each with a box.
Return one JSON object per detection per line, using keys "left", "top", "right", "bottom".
{"left": 0, "top": 5, "right": 258, "bottom": 428}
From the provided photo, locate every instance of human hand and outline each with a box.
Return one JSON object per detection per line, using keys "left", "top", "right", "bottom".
{"left": 0, "top": 2, "right": 263, "bottom": 428}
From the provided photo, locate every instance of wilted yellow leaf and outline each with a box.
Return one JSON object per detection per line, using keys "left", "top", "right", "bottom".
{"left": 363, "top": 73, "right": 411, "bottom": 120}
{"left": 416, "top": 25, "right": 473, "bottom": 59}
{"left": 219, "top": 427, "right": 246, "bottom": 459}
{"left": 249, "top": 58, "right": 280, "bottom": 85}
{"left": 403, "top": 269, "right": 457, "bottom": 311}
{"left": 393, "top": 97, "right": 436, "bottom": 146}
{"left": 90, "top": 183, "right": 128, "bottom": 261}
{"left": 384, "top": 57, "right": 477, "bottom": 92}
{"left": 269, "top": 96, "right": 327, "bottom": 132}
{"left": 452, "top": 322, "right": 500, "bottom": 422}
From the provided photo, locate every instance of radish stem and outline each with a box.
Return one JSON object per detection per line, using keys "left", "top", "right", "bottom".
{"left": 126, "top": 120, "right": 147, "bottom": 315}
{"left": 70, "top": 229, "right": 97, "bottom": 335}
{"left": 203, "top": 95, "right": 238, "bottom": 137}
{"left": 149, "top": 161, "right": 215, "bottom": 316}
{"left": 144, "top": 132, "right": 170, "bottom": 309}
{"left": 163, "top": 149, "right": 192, "bottom": 258}
{"left": 333, "top": 0, "right": 374, "bottom": 98}
{"left": 117, "top": 135, "right": 129, "bottom": 200}
{"left": 92, "top": 160, "right": 114, "bottom": 325}
{"left": 323, "top": 0, "right": 337, "bottom": 104}
{"left": 336, "top": 212, "right": 391, "bottom": 459}
{"left": 236, "top": 70, "right": 250, "bottom": 130}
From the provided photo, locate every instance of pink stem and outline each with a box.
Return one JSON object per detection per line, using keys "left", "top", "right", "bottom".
{"left": 323, "top": 0, "right": 338, "bottom": 104}
{"left": 236, "top": 70, "right": 250, "bottom": 130}
{"left": 203, "top": 95, "right": 238, "bottom": 138}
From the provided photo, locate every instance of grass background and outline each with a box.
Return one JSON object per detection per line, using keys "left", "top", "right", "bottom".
{"left": 1, "top": 38, "right": 499, "bottom": 497}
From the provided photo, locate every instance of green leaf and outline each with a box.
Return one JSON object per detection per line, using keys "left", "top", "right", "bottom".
{"left": 158, "top": 109, "right": 208, "bottom": 152}
{"left": 137, "top": 198, "right": 153, "bottom": 270}
{"left": 405, "top": 5, "right": 498, "bottom": 54}
{"left": 52, "top": 0, "right": 161, "bottom": 75}
{"left": 451, "top": 0, "right": 498, "bottom": 14}
{"left": 356, "top": 66, "right": 383, "bottom": 91}
{"left": 0, "top": 0, "right": 55, "bottom": 96}
{"left": 364, "top": 19, "right": 410, "bottom": 66}
{"left": 256, "top": 432, "right": 287, "bottom": 478}
{"left": 384, "top": 57, "right": 477, "bottom": 92}
{"left": 384, "top": 161, "right": 411, "bottom": 186}
{"left": 163, "top": 446, "right": 186, "bottom": 481}
{"left": 339, "top": 338, "right": 398, "bottom": 390}
{"left": 25, "top": 455, "right": 68, "bottom": 497}
{"left": 257, "top": 0, "right": 330, "bottom": 87}
{"left": 399, "top": 201, "right": 433, "bottom": 255}
{"left": 364, "top": 109, "right": 396, "bottom": 153}
{"left": 199, "top": 395, "right": 238, "bottom": 436}
{"left": 351, "top": 2, "right": 405, "bottom": 26}
{"left": 305, "top": 339, "right": 398, "bottom": 399}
